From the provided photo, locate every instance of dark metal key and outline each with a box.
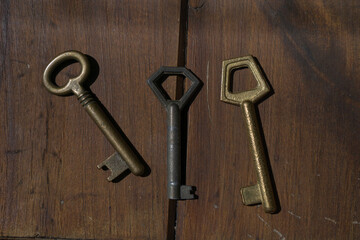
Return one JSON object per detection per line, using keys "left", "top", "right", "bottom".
{"left": 147, "top": 67, "right": 202, "bottom": 200}
{"left": 43, "top": 51, "right": 145, "bottom": 181}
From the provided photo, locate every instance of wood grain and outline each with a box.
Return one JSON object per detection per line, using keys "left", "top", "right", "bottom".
{"left": 177, "top": 0, "right": 360, "bottom": 239}
{"left": 1, "top": 0, "right": 359, "bottom": 239}
{"left": 0, "top": 0, "right": 181, "bottom": 239}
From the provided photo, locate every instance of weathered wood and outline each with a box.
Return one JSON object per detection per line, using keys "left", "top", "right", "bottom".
{"left": 1, "top": 0, "right": 359, "bottom": 239}
{"left": 177, "top": 0, "right": 360, "bottom": 239}
{"left": 0, "top": 0, "right": 181, "bottom": 238}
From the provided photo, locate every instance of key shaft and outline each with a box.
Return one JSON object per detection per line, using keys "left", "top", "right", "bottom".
{"left": 167, "top": 103, "right": 182, "bottom": 198}
{"left": 78, "top": 91, "right": 144, "bottom": 176}
{"left": 166, "top": 103, "right": 195, "bottom": 199}
{"left": 241, "top": 101, "right": 276, "bottom": 213}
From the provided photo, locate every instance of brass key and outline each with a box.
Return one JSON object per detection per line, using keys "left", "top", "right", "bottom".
{"left": 43, "top": 51, "right": 145, "bottom": 180}
{"left": 220, "top": 56, "right": 278, "bottom": 213}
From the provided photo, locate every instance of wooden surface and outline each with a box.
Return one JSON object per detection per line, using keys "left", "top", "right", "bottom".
{"left": 1, "top": 0, "right": 359, "bottom": 239}
{"left": 0, "top": 0, "right": 182, "bottom": 239}
{"left": 177, "top": 0, "right": 360, "bottom": 239}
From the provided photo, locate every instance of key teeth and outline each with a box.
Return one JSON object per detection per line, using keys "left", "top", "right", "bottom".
{"left": 97, "top": 152, "right": 129, "bottom": 182}
{"left": 180, "top": 185, "right": 196, "bottom": 200}
{"left": 97, "top": 161, "right": 107, "bottom": 169}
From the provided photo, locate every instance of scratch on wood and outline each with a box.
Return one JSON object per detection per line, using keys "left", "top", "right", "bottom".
{"left": 324, "top": 217, "right": 337, "bottom": 224}
{"left": 273, "top": 228, "right": 286, "bottom": 240}
{"left": 5, "top": 149, "right": 25, "bottom": 154}
{"left": 0, "top": 236, "right": 95, "bottom": 240}
{"left": 287, "top": 210, "right": 301, "bottom": 219}
{"left": 206, "top": 60, "right": 212, "bottom": 123}
{"left": 257, "top": 214, "right": 286, "bottom": 239}
{"left": 247, "top": 233, "right": 254, "bottom": 238}
{"left": 352, "top": 221, "right": 360, "bottom": 225}
{"left": 190, "top": 1, "right": 206, "bottom": 12}
{"left": 42, "top": 103, "right": 50, "bottom": 165}
{"left": 10, "top": 59, "right": 30, "bottom": 69}
{"left": 0, "top": 0, "right": 10, "bottom": 90}
{"left": 257, "top": 214, "right": 270, "bottom": 227}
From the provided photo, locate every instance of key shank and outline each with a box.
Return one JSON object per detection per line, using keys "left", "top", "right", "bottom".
{"left": 167, "top": 103, "right": 182, "bottom": 199}
{"left": 240, "top": 101, "right": 276, "bottom": 213}
{"left": 166, "top": 103, "right": 195, "bottom": 200}
{"left": 78, "top": 91, "right": 144, "bottom": 176}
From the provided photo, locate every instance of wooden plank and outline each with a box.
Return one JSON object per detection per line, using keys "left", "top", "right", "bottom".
{"left": 0, "top": 0, "right": 181, "bottom": 238}
{"left": 177, "top": 0, "right": 360, "bottom": 239}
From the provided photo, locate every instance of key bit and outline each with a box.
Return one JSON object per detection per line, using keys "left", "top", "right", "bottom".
{"left": 180, "top": 185, "right": 196, "bottom": 200}
{"left": 43, "top": 51, "right": 145, "bottom": 181}
{"left": 147, "top": 66, "right": 202, "bottom": 200}
{"left": 220, "top": 55, "right": 278, "bottom": 213}
{"left": 97, "top": 152, "right": 129, "bottom": 181}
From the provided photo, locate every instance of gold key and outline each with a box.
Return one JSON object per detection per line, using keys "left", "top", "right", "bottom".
{"left": 43, "top": 51, "right": 145, "bottom": 180}
{"left": 220, "top": 56, "right": 278, "bottom": 213}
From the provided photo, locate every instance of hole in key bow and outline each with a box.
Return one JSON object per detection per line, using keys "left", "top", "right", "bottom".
{"left": 52, "top": 60, "right": 82, "bottom": 87}
{"left": 161, "top": 75, "right": 191, "bottom": 100}
{"left": 229, "top": 67, "right": 258, "bottom": 94}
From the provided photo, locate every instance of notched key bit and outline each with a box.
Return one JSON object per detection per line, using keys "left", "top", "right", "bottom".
{"left": 180, "top": 185, "right": 196, "bottom": 200}
{"left": 220, "top": 55, "right": 278, "bottom": 213}
{"left": 97, "top": 152, "right": 129, "bottom": 182}
{"left": 43, "top": 51, "right": 146, "bottom": 181}
{"left": 147, "top": 66, "right": 202, "bottom": 200}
